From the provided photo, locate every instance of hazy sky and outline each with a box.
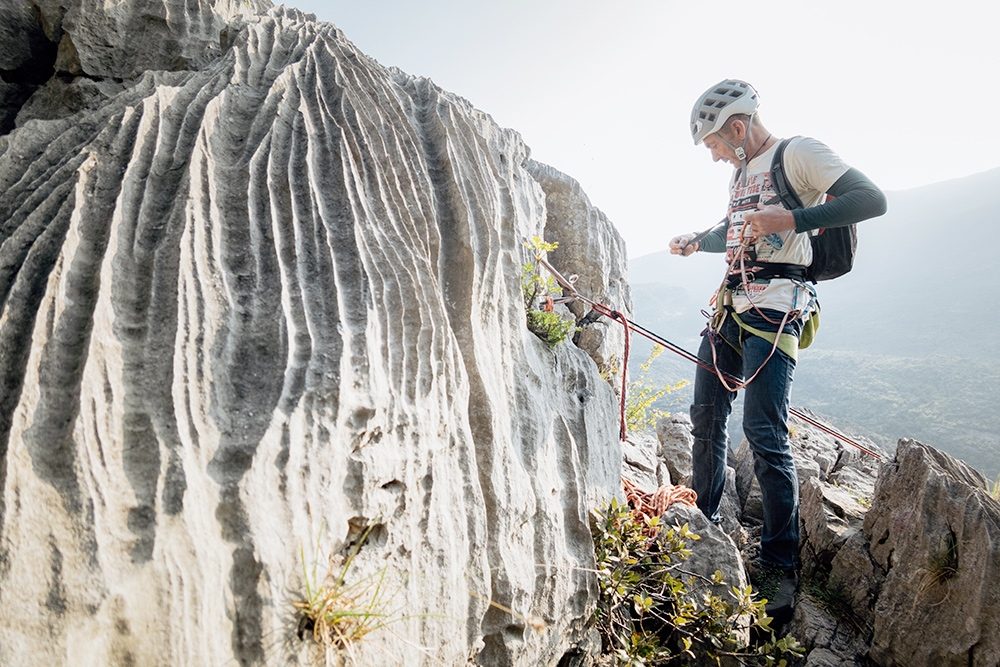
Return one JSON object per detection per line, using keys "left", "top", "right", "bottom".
{"left": 290, "top": 0, "right": 998, "bottom": 259}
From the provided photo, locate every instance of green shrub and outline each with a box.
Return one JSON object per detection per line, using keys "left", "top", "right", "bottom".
{"left": 593, "top": 498, "right": 804, "bottom": 666}
{"left": 526, "top": 309, "right": 579, "bottom": 348}
{"left": 521, "top": 237, "right": 579, "bottom": 347}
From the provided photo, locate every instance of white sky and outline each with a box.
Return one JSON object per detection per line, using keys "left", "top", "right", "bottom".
{"left": 289, "top": 0, "right": 999, "bottom": 259}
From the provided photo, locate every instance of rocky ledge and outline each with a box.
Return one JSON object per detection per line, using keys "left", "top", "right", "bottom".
{"left": 636, "top": 413, "right": 1000, "bottom": 667}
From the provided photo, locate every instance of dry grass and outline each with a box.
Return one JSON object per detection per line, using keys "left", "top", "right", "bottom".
{"left": 295, "top": 525, "right": 394, "bottom": 651}
{"left": 914, "top": 529, "right": 959, "bottom": 607}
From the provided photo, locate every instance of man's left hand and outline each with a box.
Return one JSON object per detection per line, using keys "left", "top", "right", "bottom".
{"left": 744, "top": 202, "right": 796, "bottom": 237}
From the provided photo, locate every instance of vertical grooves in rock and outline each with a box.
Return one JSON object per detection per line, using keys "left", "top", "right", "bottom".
{"left": 0, "top": 8, "right": 625, "bottom": 665}
{"left": 0, "top": 178, "right": 76, "bottom": 465}
{"left": 0, "top": 132, "right": 103, "bottom": 481}
{"left": 406, "top": 76, "right": 500, "bottom": 649}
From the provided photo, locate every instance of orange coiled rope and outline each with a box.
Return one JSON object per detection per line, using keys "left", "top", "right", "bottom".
{"left": 622, "top": 477, "right": 698, "bottom": 528}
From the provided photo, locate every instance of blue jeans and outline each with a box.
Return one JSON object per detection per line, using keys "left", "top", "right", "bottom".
{"left": 690, "top": 307, "right": 801, "bottom": 570}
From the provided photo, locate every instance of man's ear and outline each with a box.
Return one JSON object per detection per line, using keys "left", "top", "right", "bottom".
{"left": 717, "top": 119, "right": 743, "bottom": 143}
{"left": 729, "top": 119, "right": 746, "bottom": 142}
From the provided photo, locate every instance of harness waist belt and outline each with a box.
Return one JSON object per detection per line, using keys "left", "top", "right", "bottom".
{"left": 727, "top": 262, "right": 809, "bottom": 288}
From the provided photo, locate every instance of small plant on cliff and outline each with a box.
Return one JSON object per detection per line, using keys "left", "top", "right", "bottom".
{"left": 990, "top": 474, "right": 1000, "bottom": 501}
{"left": 917, "top": 528, "right": 960, "bottom": 598}
{"left": 624, "top": 345, "right": 689, "bottom": 433}
{"left": 295, "top": 524, "right": 395, "bottom": 652}
{"left": 593, "top": 498, "right": 804, "bottom": 666}
{"left": 521, "top": 237, "right": 579, "bottom": 347}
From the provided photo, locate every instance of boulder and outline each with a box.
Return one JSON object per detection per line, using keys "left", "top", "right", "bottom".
{"left": 798, "top": 476, "right": 868, "bottom": 580}
{"left": 827, "top": 527, "right": 881, "bottom": 631}
{"left": 655, "top": 412, "right": 694, "bottom": 485}
{"left": 621, "top": 432, "right": 668, "bottom": 494}
{"left": 864, "top": 440, "right": 1000, "bottom": 667}
{"left": 661, "top": 503, "right": 747, "bottom": 618}
{"left": 792, "top": 596, "right": 871, "bottom": 667}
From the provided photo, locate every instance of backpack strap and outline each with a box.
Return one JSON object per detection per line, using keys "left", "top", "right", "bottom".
{"left": 770, "top": 137, "right": 804, "bottom": 211}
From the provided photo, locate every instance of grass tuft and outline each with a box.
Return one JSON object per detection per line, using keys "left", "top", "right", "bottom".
{"left": 295, "top": 524, "right": 394, "bottom": 650}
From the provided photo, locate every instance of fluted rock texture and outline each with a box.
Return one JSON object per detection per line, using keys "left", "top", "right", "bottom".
{"left": 0, "top": 5, "right": 627, "bottom": 666}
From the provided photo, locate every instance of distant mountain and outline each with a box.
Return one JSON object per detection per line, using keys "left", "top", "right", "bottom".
{"left": 627, "top": 167, "right": 1000, "bottom": 479}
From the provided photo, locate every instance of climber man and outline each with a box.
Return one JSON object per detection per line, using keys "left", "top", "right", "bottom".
{"left": 668, "top": 79, "right": 886, "bottom": 624}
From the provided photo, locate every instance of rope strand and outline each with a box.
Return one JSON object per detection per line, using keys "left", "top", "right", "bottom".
{"left": 534, "top": 255, "right": 883, "bottom": 460}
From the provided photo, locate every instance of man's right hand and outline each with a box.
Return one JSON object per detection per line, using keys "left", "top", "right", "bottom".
{"left": 669, "top": 233, "right": 699, "bottom": 256}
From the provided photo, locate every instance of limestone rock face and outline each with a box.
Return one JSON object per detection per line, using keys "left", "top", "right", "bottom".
{"left": 525, "top": 160, "right": 630, "bottom": 382}
{"left": 29, "top": 0, "right": 269, "bottom": 78}
{"left": 792, "top": 437, "right": 1000, "bottom": 667}
{"left": 864, "top": 440, "right": 1000, "bottom": 667}
{"left": 0, "top": 6, "right": 625, "bottom": 666}
{"left": 1, "top": 0, "right": 272, "bottom": 130}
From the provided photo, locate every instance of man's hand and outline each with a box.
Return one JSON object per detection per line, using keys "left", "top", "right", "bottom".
{"left": 669, "top": 233, "right": 699, "bottom": 256}
{"left": 743, "top": 202, "right": 796, "bottom": 237}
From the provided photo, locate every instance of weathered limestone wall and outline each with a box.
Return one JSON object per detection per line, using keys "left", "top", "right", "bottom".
{"left": 0, "top": 5, "right": 625, "bottom": 665}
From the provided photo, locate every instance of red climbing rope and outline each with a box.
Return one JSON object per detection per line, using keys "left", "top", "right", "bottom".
{"left": 534, "top": 255, "right": 884, "bottom": 461}
{"left": 589, "top": 303, "right": 631, "bottom": 441}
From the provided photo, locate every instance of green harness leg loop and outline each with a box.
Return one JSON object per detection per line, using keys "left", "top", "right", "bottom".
{"left": 711, "top": 287, "right": 820, "bottom": 362}
{"left": 729, "top": 310, "right": 801, "bottom": 362}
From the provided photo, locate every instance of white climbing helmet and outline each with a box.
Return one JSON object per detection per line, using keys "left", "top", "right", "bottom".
{"left": 690, "top": 79, "right": 760, "bottom": 146}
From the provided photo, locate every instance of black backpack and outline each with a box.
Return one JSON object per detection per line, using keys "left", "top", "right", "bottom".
{"left": 769, "top": 137, "right": 857, "bottom": 282}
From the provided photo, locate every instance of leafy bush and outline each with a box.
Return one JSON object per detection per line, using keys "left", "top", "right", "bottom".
{"left": 625, "top": 345, "right": 689, "bottom": 433}
{"left": 521, "top": 237, "right": 579, "bottom": 347}
{"left": 593, "top": 498, "right": 804, "bottom": 666}
{"left": 526, "top": 308, "right": 579, "bottom": 348}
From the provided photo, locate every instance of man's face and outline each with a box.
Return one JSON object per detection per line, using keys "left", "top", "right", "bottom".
{"left": 703, "top": 133, "right": 739, "bottom": 166}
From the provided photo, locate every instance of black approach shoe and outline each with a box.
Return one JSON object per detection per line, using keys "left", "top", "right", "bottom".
{"left": 750, "top": 564, "right": 798, "bottom": 628}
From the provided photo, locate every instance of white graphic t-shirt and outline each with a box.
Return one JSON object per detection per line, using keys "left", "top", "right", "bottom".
{"left": 724, "top": 136, "right": 850, "bottom": 315}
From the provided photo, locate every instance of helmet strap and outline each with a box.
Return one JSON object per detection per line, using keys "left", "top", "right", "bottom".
{"left": 716, "top": 114, "right": 755, "bottom": 187}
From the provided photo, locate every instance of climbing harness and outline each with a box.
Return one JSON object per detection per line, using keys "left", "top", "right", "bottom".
{"left": 695, "top": 213, "right": 813, "bottom": 394}
{"left": 534, "top": 254, "right": 883, "bottom": 461}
